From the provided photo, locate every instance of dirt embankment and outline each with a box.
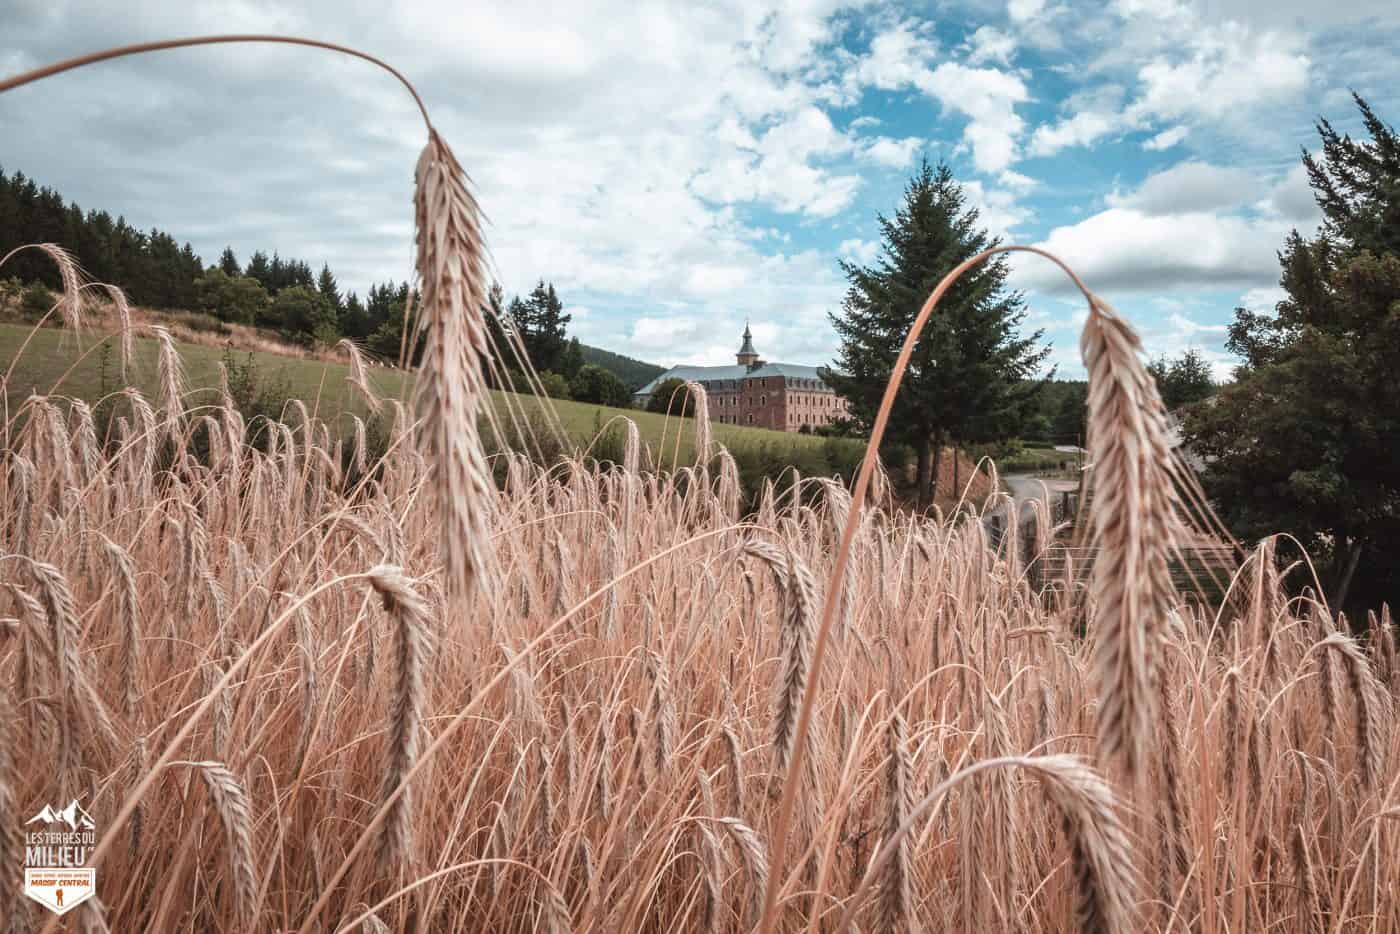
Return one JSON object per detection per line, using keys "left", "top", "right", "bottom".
{"left": 890, "top": 447, "right": 995, "bottom": 511}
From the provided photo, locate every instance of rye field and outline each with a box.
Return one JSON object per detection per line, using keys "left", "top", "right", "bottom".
{"left": 0, "top": 35, "right": 1397, "bottom": 934}
{"left": 0, "top": 252, "right": 1396, "bottom": 933}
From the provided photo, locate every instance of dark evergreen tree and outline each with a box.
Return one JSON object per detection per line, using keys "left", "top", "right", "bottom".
{"left": 365, "top": 282, "right": 420, "bottom": 363}
{"left": 268, "top": 253, "right": 287, "bottom": 292}
{"left": 512, "top": 280, "right": 571, "bottom": 373}
{"left": 821, "top": 159, "right": 1051, "bottom": 507}
{"left": 339, "top": 291, "right": 371, "bottom": 340}
{"left": 245, "top": 251, "right": 272, "bottom": 289}
{"left": 218, "top": 247, "right": 241, "bottom": 277}
{"left": 364, "top": 281, "right": 402, "bottom": 335}
{"left": 560, "top": 336, "right": 585, "bottom": 378}
{"left": 317, "top": 263, "right": 342, "bottom": 313}
{"left": 1185, "top": 94, "right": 1400, "bottom": 609}
{"left": 1052, "top": 384, "right": 1088, "bottom": 447}
{"left": 481, "top": 283, "right": 519, "bottom": 387}
{"left": 0, "top": 167, "right": 355, "bottom": 323}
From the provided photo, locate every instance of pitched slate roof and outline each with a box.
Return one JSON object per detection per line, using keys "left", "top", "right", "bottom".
{"left": 633, "top": 362, "right": 836, "bottom": 397}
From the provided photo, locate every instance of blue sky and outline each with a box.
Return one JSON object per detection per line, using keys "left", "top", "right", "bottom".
{"left": 3, "top": 0, "right": 1399, "bottom": 377}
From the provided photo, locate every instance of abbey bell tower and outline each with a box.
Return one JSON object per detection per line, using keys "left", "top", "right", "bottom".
{"left": 736, "top": 323, "right": 760, "bottom": 368}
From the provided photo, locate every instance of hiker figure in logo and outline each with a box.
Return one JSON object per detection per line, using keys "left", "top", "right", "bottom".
{"left": 55, "top": 889, "right": 63, "bottom": 908}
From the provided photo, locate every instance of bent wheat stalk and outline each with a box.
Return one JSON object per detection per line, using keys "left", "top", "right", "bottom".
{"left": 192, "top": 761, "right": 258, "bottom": 929}
{"left": 839, "top": 755, "right": 1135, "bottom": 934}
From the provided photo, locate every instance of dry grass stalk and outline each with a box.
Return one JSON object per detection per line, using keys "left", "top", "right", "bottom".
{"left": 741, "top": 540, "right": 819, "bottom": 785}
{"left": 0, "top": 242, "right": 84, "bottom": 329}
{"left": 367, "top": 565, "right": 431, "bottom": 873}
{"left": 0, "top": 61, "right": 1393, "bottom": 924}
{"left": 0, "top": 682, "right": 22, "bottom": 927}
{"left": 89, "top": 282, "right": 134, "bottom": 377}
{"left": 337, "top": 338, "right": 384, "bottom": 414}
{"left": 75, "top": 898, "right": 109, "bottom": 934}
{"left": 846, "top": 755, "right": 1135, "bottom": 934}
{"left": 292, "top": 603, "right": 318, "bottom": 777}
{"left": 720, "top": 817, "right": 770, "bottom": 924}
{"left": 98, "top": 532, "right": 139, "bottom": 716}
{"left": 1318, "top": 632, "right": 1391, "bottom": 788}
{"left": 684, "top": 380, "right": 712, "bottom": 463}
{"left": 194, "top": 761, "right": 258, "bottom": 929}
{"left": 880, "top": 710, "right": 918, "bottom": 934}
{"left": 150, "top": 324, "right": 186, "bottom": 444}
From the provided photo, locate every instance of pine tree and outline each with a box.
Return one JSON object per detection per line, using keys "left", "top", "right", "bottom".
{"left": 822, "top": 159, "right": 1050, "bottom": 507}
{"left": 268, "top": 252, "right": 287, "bottom": 292}
{"left": 513, "top": 280, "right": 572, "bottom": 373}
{"left": 1186, "top": 95, "right": 1400, "bottom": 609}
{"left": 245, "top": 251, "right": 272, "bottom": 289}
{"left": 317, "top": 263, "right": 342, "bottom": 314}
{"left": 340, "top": 291, "right": 371, "bottom": 340}
{"left": 561, "top": 337, "right": 585, "bottom": 378}
{"left": 219, "top": 247, "right": 241, "bottom": 277}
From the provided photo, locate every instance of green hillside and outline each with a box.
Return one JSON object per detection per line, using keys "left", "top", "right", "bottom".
{"left": 0, "top": 322, "right": 860, "bottom": 470}
{"left": 578, "top": 343, "right": 665, "bottom": 390}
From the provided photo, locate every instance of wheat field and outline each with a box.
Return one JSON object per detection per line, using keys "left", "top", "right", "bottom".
{"left": 1, "top": 37, "right": 1398, "bottom": 934}
{"left": 0, "top": 296, "right": 1396, "bottom": 931}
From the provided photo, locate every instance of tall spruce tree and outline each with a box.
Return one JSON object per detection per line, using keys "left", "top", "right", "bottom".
{"left": 317, "top": 263, "right": 342, "bottom": 313}
{"left": 245, "top": 251, "right": 271, "bottom": 289}
{"left": 218, "top": 246, "right": 241, "bottom": 277}
{"left": 1184, "top": 94, "right": 1400, "bottom": 609}
{"left": 822, "top": 159, "right": 1050, "bottom": 507}
{"left": 513, "top": 280, "right": 572, "bottom": 373}
{"left": 561, "top": 337, "right": 585, "bottom": 378}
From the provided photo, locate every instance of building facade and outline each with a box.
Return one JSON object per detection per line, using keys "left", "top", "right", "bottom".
{"left": 633, "top": 325, "right": 851, "bottom": 433}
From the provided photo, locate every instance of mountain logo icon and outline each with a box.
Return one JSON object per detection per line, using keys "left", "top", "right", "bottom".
{"left": 26, "top": 800, "right": 95, "bottom": 831}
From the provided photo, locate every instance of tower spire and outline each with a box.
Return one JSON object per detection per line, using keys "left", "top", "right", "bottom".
{"left": 737, "top": 321, "right": 759, "bottom": 367}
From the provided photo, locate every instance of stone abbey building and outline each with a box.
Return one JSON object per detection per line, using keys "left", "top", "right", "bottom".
{"left": 634, "top": 325, "right": 851, "bottom": 432}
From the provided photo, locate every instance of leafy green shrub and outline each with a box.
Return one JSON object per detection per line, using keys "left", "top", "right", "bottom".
{"left": 20, "top": 282, "right": 52, "bottom": 318}
{"left": 195, "top": 268, "right": 269, "bottom": 324}
{"left": 537, "top": 370, "right": 571, "bottom": 399}
{"left": 222, "top": 345, "right": 294, "bottom": 438}
{"left": 646, "top": 377, "right": 693, "bottom": 416}
{"left": 823, "top": 436, "right": 866, "bottom": 482}
{"left": 260, "top": 285, "right": 336, "bottom": 346}
{"left": 570, "top": 364, "right": 631, "bottom": 407}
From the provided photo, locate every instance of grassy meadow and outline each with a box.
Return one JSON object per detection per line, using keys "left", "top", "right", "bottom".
{"left": 0, "top": 320, "right": 866, "bottom": 471}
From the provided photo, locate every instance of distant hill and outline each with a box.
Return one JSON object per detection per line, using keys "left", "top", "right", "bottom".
{"left": 2, "top": 164, "right": 669, "bottom": 390}
{"left": 578, "top": 344, "right": 665, "bottom": 390}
